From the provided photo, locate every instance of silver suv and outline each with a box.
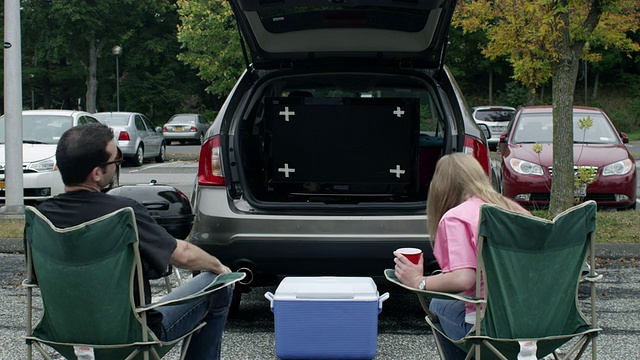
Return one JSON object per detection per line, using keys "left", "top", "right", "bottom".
{"left": 189, "top": 0, "right": 490, "bottom": 308}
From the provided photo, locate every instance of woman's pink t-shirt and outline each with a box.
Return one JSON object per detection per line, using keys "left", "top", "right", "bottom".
{"left": 432, "top": 196, "right": 485, "bottom": 323}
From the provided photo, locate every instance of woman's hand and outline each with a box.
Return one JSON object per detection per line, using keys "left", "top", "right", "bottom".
{"left": 393, "top": 251, "right": 424, "bottom": 289}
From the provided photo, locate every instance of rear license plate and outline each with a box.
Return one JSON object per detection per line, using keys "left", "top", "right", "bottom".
{"left": 174, "top": 126, "right": 183, "bottom": 131}
{"left": 0, "top": 180, "right": 5, "bottom": 190}
{"left": 574, "top": 184, "right": 587, "bottom": 197}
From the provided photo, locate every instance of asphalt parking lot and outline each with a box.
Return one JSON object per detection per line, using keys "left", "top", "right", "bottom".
{"left": 1, "top": 251, "right": 639, "bottom": 359}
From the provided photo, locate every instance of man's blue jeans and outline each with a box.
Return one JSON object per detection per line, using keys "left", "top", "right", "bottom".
{"left": 429, "top": 298, "right": 474, "bottom": 360}
{"left": 156, "top": 272, "right": 232, "bottom": 360}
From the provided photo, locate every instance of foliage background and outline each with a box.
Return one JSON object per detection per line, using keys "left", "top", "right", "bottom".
{"left": 0, "top": 1, "right": 638, "bottom": 130}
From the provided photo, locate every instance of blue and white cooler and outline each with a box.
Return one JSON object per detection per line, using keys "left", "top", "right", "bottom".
{"left": 265, "top": 277, "right": 390, "bottom": 359}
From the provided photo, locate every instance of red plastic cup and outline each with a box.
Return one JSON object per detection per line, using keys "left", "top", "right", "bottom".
{"left": 396, "top": 247, "right": 422, "bottom": 265}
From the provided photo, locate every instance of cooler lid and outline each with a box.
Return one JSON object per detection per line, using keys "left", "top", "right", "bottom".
{"left": 274, "top": 276, "right": 378, "bottom": 301}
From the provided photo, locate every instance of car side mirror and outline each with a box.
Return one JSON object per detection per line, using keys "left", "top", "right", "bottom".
{"left": 620, "top": 132, "right": 629, "bottom": 144}
{"left": 477, "top": 123, "right": 491, "bottom": 140}
{"left": 500, "top": 132, "right": 508, "bottom": 143}
{"left": 155, "top": 127, "right": 162, "bottom": 133}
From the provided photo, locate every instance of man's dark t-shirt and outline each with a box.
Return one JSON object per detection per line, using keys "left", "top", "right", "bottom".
{"left": 36, "top": 190, "right": 177, "bottom": 334}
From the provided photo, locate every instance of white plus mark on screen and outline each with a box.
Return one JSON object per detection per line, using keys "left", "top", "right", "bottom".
{"left": 279, "top": 107, "right": 296, "bottom": 121}
{"left": 389, "top": 165, "right": 405, "bottom": 178}
{"left": 278, "top": 163, "right": 296, "bottom": 178}
{"left": 393, "top": 107, "right": 405, "bottom": 118}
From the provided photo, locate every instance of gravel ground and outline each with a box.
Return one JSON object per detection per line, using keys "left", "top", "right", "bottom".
{"left": 1, "top": 254, "right": 639, "bottom": 359}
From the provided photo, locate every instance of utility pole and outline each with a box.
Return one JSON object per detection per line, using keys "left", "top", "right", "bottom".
{"left": 1, "top": 0, "right": 25, "bottom": 215}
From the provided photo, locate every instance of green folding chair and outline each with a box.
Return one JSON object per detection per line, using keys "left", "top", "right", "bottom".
{"left": 23, "top": 206, "right": 245, "bottom": 360}
{"left": 385, "top": 200, "right": 602, "bottom": 360}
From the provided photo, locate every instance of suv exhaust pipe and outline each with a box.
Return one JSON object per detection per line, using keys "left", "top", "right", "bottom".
{"left": 237, "top": 267, "right": 254, "bottom": 285}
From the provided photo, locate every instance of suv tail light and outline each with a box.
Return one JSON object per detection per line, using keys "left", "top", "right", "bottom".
{"left": 198, "top": 135, "right": 225, "bottom": 186}
{"left": 464, "top": 135, "right": 491, "bottom": 176}
{"left": 118, "top": 131, "right": 131, "bottom": 141}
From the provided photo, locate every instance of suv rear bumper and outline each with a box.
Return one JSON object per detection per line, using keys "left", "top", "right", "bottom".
{"left": 190, "top": 188, "right": 434, "bottom": 285}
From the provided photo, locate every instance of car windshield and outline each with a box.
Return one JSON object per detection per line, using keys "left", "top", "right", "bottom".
{"left": 513, "top": 112, "right": 620, "bottom": 144}
{"left": 474, "top": 109, "right": 514, "bottom": 122}
{"left": 169, "top": 116, "right": 196, "bottom": 124}
{"left": 94, "top": 113, "right": 130, "bottom": 126}
{"left": 0, "top": 114, "right": 73, "bottom": 145}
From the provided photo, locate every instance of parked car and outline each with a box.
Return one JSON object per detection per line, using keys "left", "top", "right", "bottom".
{"left": 162, "top": 113, "right": 210, "bottom": 145}
{"left": 189, "top": 0, "right": 491, "bottom": 308}
{"left": 472, "top": 106, "right": 516, "bottom": 150}
{"left": 0, "top": 109, "right": 120, "bottom": 203}
{"left": 93, "top": 112, "right": 166, "bottom": 166}
{"left": 499, "top": 106, "right": 636, "bottom": 210}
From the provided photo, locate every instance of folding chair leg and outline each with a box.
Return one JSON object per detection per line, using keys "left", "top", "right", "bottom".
{"left": 174, "top": 268, "right": 184, "bottom": 286}
{"left": 124, "top": 348, "right": 141, "bottom": 360}
{"left": 431, "top": 330, "right": 448, "bottom": 360}
{"left": 150, "top": 347, "right": 162, "bottom": 360}
{"left": 557, "top": 335, "right": 591, "bottom": 360}
{"left": 482, "top": 340, "right": 509, "bottom": 360}
{"left": 573, "top": 337, "right": 592, "bottom": 360}
{"left": 31, "top": 342, "right": 54, "bottom": 360}
{"left": 164, "top": 276, "right": 173, "bottom": 293}
{"left": 180, "top": 333, "right": 194, "bottom": 360}
{"left": 465, "top": 349, "right": 475, "bottom": 360}
{"left": 26, "top": 286, "right": 33, "bottom": 360}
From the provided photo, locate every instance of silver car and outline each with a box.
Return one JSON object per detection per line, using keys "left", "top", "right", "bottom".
{"left": 162, "top": 113, "right": 210, "bottom": 145}
{"left": 94, "top": 112, "right": 166, "bottom": 166}
{"left": 190, "top": 0, "right": 491, "bottom": 310}
{"left": 471, "top": 106, "right": 516, "bottom": 150}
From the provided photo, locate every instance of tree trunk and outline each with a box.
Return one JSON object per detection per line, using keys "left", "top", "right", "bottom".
{"left": 526, "top": 85, "right": 536, "bottom": 105}
{"left": 489, "top": 67, "right": 493, "bottom": 105}
{"left": 85, "top": 37, "right": 99, "bottom": 113}
{"left": 549, "top": 54, "right": 581, "bottom": 216}
{"left": 592, "top": 72, "right": 599, "bottom": 99}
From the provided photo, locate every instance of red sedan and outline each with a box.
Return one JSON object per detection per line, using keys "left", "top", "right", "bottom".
{"left": 498, "top": 106, "right": 637, "bottom": 210}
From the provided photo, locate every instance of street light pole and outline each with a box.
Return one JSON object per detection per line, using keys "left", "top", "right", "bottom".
{"left": 112, "top": 45, "right": 122, "bottom": 111}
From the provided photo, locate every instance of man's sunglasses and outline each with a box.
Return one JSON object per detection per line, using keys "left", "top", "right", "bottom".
{"left": 98, "top": 149, "right": 124, "bottom": 167}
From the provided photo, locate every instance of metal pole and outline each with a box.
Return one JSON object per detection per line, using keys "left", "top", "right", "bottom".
{"left": 116, "top": 55, "right": 120, "bottom": 111}
{"left": 1, "top": 0, "right": 25, "bottom": 215}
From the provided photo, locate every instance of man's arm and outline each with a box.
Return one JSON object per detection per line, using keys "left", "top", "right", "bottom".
{"left": 170, "top": 240, "right": 231, "bottom": 274}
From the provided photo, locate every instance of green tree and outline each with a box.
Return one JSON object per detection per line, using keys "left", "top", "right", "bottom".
{"left": 21, "top": 0, "right": 172, "bottom": 113}
{"left": 96, "top": 1, "right": 213, "bottom": 122}
{"left": 176, "top": 0, "right": 244, "bottom": 97}
{"left": 453, "top": 0, "right": 640, "bottom": 215}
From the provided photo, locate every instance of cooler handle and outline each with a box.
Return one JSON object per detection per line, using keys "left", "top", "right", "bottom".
{"left": 265, "top": 292, "right": 275, "bottom": 312}
{"left": 378, "top": 292, "right": 390, "bottom": 313}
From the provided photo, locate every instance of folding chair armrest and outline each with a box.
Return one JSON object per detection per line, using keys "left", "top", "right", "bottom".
{"left": 136, "top": 272, "right": 246, "bottom": 312}
{"left": 581, "top": 273, "right": 603, "bottom": 282}
{"left": 22, "top": 279, "right": 38, "bottom": 288}
{"left": 383, "top": 269, "right": 484, "bottom": 304}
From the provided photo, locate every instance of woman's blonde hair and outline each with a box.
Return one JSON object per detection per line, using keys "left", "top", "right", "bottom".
{"left": 426, "top": 153, "right": 527, "bottom": 242}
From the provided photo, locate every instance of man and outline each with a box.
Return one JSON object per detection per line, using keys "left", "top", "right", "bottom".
{"left": 37, "top": 124, "right": 232, "bottom": 360}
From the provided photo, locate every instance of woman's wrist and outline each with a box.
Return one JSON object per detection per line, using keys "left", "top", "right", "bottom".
{"left": 418, "top": 277, "right": 427, "bottom": 290}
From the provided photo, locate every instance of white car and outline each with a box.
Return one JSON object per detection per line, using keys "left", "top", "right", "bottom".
{"left": 471, "top": 106, "right": 516, "bottom": 150}
{"left": 0, "top": 109, "right": 119, "bottom": 203}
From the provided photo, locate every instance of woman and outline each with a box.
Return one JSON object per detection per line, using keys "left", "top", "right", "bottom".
{"left": 394, "top": 153, "right": 528, "bottom": 359}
